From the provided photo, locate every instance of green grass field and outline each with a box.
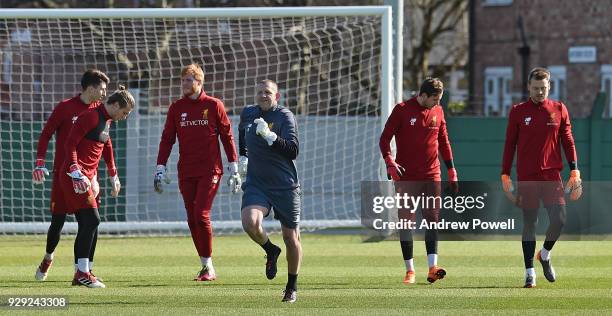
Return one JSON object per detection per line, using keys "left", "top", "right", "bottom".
{"left": 1, "top": 234, "right": 612, "bottom": 315}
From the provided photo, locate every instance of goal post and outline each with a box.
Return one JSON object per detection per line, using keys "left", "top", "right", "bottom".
{"left": 0, "top": 6, "right": 395, "bottom": 235}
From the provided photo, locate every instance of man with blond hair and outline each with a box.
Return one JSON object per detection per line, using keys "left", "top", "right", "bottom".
{"left": 155, "top": 63, "right": 241, "bottom": 281}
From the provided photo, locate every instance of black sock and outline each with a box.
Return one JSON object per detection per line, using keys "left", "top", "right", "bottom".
{"left": 261, "top": 238, "right": 278, "bottom": 254}
{"left": 425, "top": 229, "right": 438, "bottom": 254}
{"left": 46, "top": 214, "right": 66, "bottom": 254}
{"left": 89, "top": 228, "right": 98, "bottom": 262}
{"left": 400, "top": 240, "right": 413, "bottom": 260}
{"left": 286, "top": 273, "right": 298, "bottom": 291}
{"left": 522, "top": 241, "right": 536, "bottom": 269}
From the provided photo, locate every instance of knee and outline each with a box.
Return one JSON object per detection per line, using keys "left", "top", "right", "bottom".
{"left": 282, "top": 230, "right": 300, "bottom": 249}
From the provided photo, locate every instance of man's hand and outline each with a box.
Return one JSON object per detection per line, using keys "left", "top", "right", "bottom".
{"left": 501, "top": 174, "right": 518, "bottom": 204}
{"left": 110, "top": 174, "right": 121, "bottom": 197}
{"left": 384, "top": 156, "right": 405, "bottom": 181}
{"left": 154, "top": 165, "right": 171, "bottom": 194}
{"left": 565, "top": 169, "right": 582, "bottom": 201}
{"left": 32, "top": 159, "right": 49, "bottom": 185}
{"left": 226, "top": 162, "right": 242, "bottom": 194}
{"left": 67, "top": 164, "right": 91, "bottom": 194}
{"left": 238, "top": 156, "right": 248, "bottom": 178}
{"left": 254, "top": 118, "right": 277, "bottom": 146}
{"left": 447, "top": 168, "right": 459, "bottom": 194}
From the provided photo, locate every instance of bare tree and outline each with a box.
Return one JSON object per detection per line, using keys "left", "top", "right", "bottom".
{"left": 404, "top": 0, "right": 468, "bottom": 89}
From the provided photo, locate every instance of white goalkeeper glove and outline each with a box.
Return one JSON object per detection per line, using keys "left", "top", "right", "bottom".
{"left": 154, "top": 165, "right": 171, "bottom": 194}
{"left": 110, "top": 174, "right": 121, "bottom": 197}
{"left": 91, "top": 174, "right": 100, "bottom": 198}
{"left": 32, "top": 159, "right": 50, "bottom": 185}
{"left": 67, "top": 164, "right": 91, "bottom": 194}
{"left": 226, "top": 161, "right": 242, "bottom": 194}
{"left": 254, "top": 118, "right": 277, "bottom": 146}
{"left": 238, "top": 156, "right": 248, "bottom": 178}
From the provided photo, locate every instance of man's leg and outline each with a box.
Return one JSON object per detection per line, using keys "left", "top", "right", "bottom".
{"left": 36, "top": 213, "right": 66, "bottom": 281}
{"left": 536, "top": 204, "right": 566, "bottom": 282}
{"left": 73, "top": 208, "right": 104, "bottom": 288}
{"left": 522, "top": 208, "right": 538, "bottom": 287}
{"left": 281, "top": 225, "right": 301, "bottom": 302}
{"left": 191, "top": 176, "right": 220, "bottom": 281}
{"left": 241, "top": 206, "right": 282, "bottom": 280}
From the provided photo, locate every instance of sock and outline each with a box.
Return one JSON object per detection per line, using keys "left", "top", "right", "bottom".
{"left": 77, "top": 258, "right": 90, "bottom": 273}
{"left": 404, "top": 259, "right": 414, "bottom": 271}
{"left": 89, "top": 261, "right": 94, "bottom": 271}
{"left": 200, "top": 256, "right": 212, "bottom": 268}
{"left": 540, "top": 248, "right": 551, "bottom": 261}
{"left": 261, "top": 238, "right": 278, "bottom": 255}
{"left": 526, "top": 268, "right": 535, "bottom": 277}
{"left": 44, "top": 252, "right": 54, "bottom": 261}
{"left": 427, "top": 254, "right": 438, "bottom": 268}
{"left": 286, "top": 273, "right": 298, "bottom": 291}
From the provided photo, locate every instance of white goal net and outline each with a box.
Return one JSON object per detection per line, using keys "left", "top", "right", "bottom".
{"left": 0, "top": 7, "right": 393, "bottom": 234}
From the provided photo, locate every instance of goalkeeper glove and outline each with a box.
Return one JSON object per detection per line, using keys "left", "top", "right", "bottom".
{"left": 501, "top": 174, "right": 520, "bottom": 205}
{"left": 384, "top": 156, "right": 405, "bottom": 181}
{"left": 254, "top": 118, "right": 277, "bottom": 146}
{"left": 154, "top": 165, "right": 171, "bottom": 194}
{"left": 67, "top": 164, "right": 91, "bottom": 194}
{"left": 110, "top": 174, "right": 121, "bottom": 197}
{"left": 32, "top": 159, "right": 49, "bottom": 185}
{"left": 564, "top": 169, "right": 582, "bottom": 201}
{"left": 226, "top": 162, "right": 242, "bottom": 194}
{"left": 238, "top": 156, "right": 248, "bottom": 178}
{"left": 447, "top": 168, "right": 459, "bottom": 194}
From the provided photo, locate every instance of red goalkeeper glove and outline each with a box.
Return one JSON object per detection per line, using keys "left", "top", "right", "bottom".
{"left": 32, "top": 159, "right": 49, "bottom": 185}
{"left": 564, "top": 170, "right": 582, "bottom": 201}
{"left": 67, "top": 164, "right": 91, "bottom": 194}
{"left": 384, "top": 156, "right": 405, "bottom": 181}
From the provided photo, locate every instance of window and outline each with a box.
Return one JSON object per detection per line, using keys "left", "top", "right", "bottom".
{"left": 484, "top": 67, "right": 513, "bottom": 116}
{"left": 482, "top": 0, "right": 513, "bottom": 6}
{"left": 548, "top": 66, "right": 567, "bottom": 102}
{"left": 602, "top": 65, "right": 612, "bottom": 118}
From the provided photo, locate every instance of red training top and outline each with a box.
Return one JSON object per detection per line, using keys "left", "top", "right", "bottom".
{"left": 63, "top": 106, "right": 114, "bottom": 178}
{"left": 156, "top": 91, "right": 238, "bottom": 179}
{"left": 502, "top": 98, "right": 577, "bottom": 180}
{"left": 36, "top": 95, "right": 116, "bottom": 176}
{"left": 380, "top": 97, "right": 454, "bottom": 180}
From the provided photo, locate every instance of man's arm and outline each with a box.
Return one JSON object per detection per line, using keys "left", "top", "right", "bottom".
{"left": 238, "top": 108, "right": 248, "bottom": 157}
{"left": 437, "top": 110, "right": 454, "bottom": 162}
{"left": 501, "top": 107, "right": 519, "bottom": 175}
{"left": 102, "top": 136, "right": 117, "bottom": 177}
{"left": 379, "top": 105, "right": 401, "bottom": 160}
{"left": 216, "top": 100, "right": 238, "bottom": 163}
{"left": 35, "top": 104, "right": 63, "bottom": 161}
{"left": 270, "top": 111, "right": 299, "bottom": 160}
{"left": 559, "top": 103, "right": 578, "bottom": 167}
{"left": 156, "top": 105, "right": 177, "bottom": 166}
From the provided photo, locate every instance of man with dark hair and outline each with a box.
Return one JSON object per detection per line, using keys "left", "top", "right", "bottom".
{"left": 60, "top": 86, "right": 134, "bottom": 288}
{"left": 501, "top": 67, "right": 581, "bottom": 288}
{"left": 33, "top": 69, "right": 118, "bottom": 282}
{"left": 379, "top": 77, "right": 458, "bottom": 285}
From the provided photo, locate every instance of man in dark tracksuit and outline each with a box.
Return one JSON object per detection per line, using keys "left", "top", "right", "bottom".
{"left": 239, "top": 79, "right": 301, "bottom": 303}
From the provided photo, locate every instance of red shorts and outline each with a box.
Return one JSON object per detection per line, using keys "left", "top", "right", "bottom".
{"left": 517, "top": 170, "right": 565, "bottom": 210}
{"left": 59, "top": 171, "right": 98, "bottom": 212}
{"left": 395, "top": 181, "right": 441, "bottom": 223}
{"left": 50, "top": 171, "right": 70, "bottom": 214}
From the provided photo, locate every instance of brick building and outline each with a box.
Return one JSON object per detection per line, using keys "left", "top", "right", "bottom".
{"left": 471, "top": 0, "right": 612, "bottom": 117}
